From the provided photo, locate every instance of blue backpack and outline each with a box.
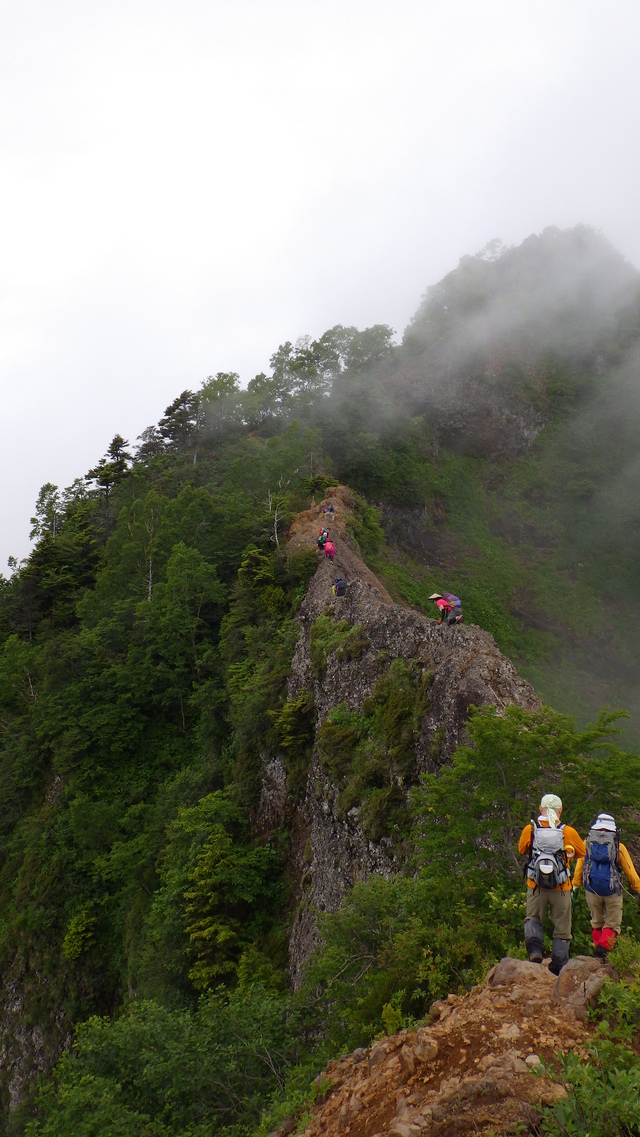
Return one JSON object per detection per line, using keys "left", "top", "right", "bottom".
{"left": 583, "top": 826, "right": 622, "bottom": 897}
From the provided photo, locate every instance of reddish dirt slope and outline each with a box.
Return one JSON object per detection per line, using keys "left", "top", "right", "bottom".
{"left": 286, "top": 486, "right": 394, "bottom": 604}
{"left": 286, "top": 956, "right": 615, "bottom": 1137}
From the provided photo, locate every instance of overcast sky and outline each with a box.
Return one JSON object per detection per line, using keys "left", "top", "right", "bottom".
{"left": 2, "top": 0, "right": 640, "bottom": 567}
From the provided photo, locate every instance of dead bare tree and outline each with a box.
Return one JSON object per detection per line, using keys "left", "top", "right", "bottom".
{"left": 270, "top": 501, "right": 286, "bottom": 548}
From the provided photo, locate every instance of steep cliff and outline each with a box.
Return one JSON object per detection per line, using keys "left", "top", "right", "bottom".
{"left": 277, "top": 488, "right": 540, "bottom": 980}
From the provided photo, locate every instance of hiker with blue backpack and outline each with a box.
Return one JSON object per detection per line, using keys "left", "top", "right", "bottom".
{"left": 518, "top": 793, "right": 586, "bottom": 975}
{"left": 572, "top": 813, "right": 640, "bottom": 959}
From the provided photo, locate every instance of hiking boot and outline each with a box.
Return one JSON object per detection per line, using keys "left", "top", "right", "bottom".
{"left": 593, "top": 945, "right": 608, "bottom": 961}
{"left": 549, "top": 937, "right": 570, "bottom": 976}
{"left": 528, "top": 951, "right": 543, "bottom": 964}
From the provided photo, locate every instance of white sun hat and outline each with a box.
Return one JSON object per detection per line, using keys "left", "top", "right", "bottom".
{"left": 594, "top": 813, "right": 616, "bottom": 832}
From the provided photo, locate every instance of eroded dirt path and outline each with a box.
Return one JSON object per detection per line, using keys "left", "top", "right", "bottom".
{"left": 296, "top": 956, "right": 612, "bottom": 1137}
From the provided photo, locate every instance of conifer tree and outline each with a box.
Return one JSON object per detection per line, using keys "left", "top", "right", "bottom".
{"left": 85, "top": 434, "right": 131, "bottom": 533}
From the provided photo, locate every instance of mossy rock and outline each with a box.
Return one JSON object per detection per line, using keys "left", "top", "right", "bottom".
{"left": 309, "top": 615, "right": 370, "bottom": 678}
{"left": 317, "top": 659, "right": 432, "bottom": 844}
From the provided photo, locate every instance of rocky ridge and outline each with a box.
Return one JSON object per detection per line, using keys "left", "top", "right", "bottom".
{"left": 277, "top": 488, "right": 541, "bottom": 981}
{"left": 285, "top": 955, "right": 616, "bottom": 1137}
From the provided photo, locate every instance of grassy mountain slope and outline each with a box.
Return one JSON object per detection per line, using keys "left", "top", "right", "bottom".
{"left": 326, "top": 227, "right": 640, "bottom": 735}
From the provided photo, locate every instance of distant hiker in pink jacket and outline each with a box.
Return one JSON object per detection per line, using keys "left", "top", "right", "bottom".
{"left": 324, "top": 540, "right": 336, "bottom": 560}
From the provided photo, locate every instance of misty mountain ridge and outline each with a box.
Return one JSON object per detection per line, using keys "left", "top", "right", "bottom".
{"left": 2, "top": 224, "right": 640, "bottom": 1132}
{"left": 318, "top": 226, "right": 640, "bottom": 735}
{"left": 408, "top": 226, "right": 640, "bottom": 363}
{"left": 7, "top": 224, "right": 640, "bottom": 728}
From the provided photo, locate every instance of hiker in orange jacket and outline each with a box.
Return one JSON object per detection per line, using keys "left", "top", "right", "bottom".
{"left": 518, "top": 793, "right": 586, "bottom": 975}
{"left": 573, "top": 813, "right": 640, "bottom": 958}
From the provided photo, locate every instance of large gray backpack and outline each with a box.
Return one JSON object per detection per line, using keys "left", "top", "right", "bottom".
{"left": 527, "top": 821, "right": 570, "bottom": 889}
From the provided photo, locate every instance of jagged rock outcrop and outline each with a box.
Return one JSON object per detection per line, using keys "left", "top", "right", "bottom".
{"left": 274, "top": 955, "right": 615, "bottom": 1137}
{"left": 284, "top": 488, "right": 540, "bottom": 980}
{"left": 0, "top": 979, "right": 66, "bottom": 1116}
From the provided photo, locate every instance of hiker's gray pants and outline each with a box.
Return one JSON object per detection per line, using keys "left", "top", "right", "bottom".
{"left": 525, "top": 887, "right": 572, "bottom": 940}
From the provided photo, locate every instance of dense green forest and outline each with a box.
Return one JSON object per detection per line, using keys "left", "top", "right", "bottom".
{"left": 2, "top": 226, "right": 640, "bottom": 1134}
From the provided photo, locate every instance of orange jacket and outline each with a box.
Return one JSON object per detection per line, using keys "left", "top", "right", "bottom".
{"left": 518, "top": 819, "right": 586, "bottom": 891}
{"left": 573, "top": 841, "right": 640, "bottom": 893}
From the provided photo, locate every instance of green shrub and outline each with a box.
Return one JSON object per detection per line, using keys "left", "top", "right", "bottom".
{"left": 346, "top": 493, "right": 384, "bottom": 557}
{"left": 296, "top": 871, "right": 523, "bottom": 1053}
{"left": 26, "top": 987, "right": 296, "bottom": 1137}
{"left": 541, "top": 971, "right": 640, "bottom": 1136}
{"left": 317, "top": 660, "right": 431, "bottom": 842}
{"left": 308, "top": 615, "right": 369, "bottom": 678}
{"left": 268, "top": 692, "right": 316, "bottom": 800}
{"left": 542, "top": 1051, "right": 640, "bottom": 1137}
{"left": 609, "top": 934, "right": 640, "bottom": 980}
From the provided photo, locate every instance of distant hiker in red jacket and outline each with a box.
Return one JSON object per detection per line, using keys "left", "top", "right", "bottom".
{"left": 324, "top": 539, "right": 336, "bottom": 560}
{"left": 429, "top": 592, "right": 463, "bottom": 625}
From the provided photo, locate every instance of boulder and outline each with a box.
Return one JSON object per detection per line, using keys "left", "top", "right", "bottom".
{"left": 428, "top": 999, "right": 448, "bottom": 1020}
{"left": 553, "top": 955, "right": 616, "bottom": 1002}
{"left": 539, "top": 1084, "right": 569, "bottom": 1106}
{"left": 368, "top": 1042, "right": 388, "bottom": 1073}
{"left": 414, "top": 1031, "right": 439, "bottom": 1062}
{"left": 398, "top": 1045, "right": 415, "bottom": 1077}
{"left": 497, "top": 1022, "right": 522, "bottom": 1040}
{"left": 389, "top": 1123, "right": 421, "bottom": 1137}
{"left": 489, "top": 958, "right": 554, "bottom": 987}
{"left": 553, "top": 955, "right": 617, "bottom": 1019}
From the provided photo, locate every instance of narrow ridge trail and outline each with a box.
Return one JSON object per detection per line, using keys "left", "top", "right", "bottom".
{"left": 288, "top": 956, "right": 615, "bottom": 1137}
{"left": 286, "top": 486, "right": 539, "bottom": 755}
{"left": 270, "top": 490, "right": 621, "bottom": 1134}
{"left": 280, "top": 488, "right": 542, "bottom": 979}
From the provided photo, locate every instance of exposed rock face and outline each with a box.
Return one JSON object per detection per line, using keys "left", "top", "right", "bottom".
{"left": 400, "top": 366, "right": 549, "bottom": 460}
{"left": 285, "top": 489, "right": 540, "bottom": 981}
{"left": 0, "top": 978, "right": 67, "bottom": 1116}
{"left": 281, "top": 955, "right": 605, "bottom": 1137}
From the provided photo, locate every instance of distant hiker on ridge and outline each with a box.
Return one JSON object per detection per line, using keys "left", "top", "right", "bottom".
{"left": 518, "top": 793, "right": 586, "bottom": 975}
{"left": 324, "top": 538, "right": 336, "bottom": 561}
{"left": 429, "top": 592, "right": 463, "bottom": 625}
{"left": 317, "top": 528, "right": 328, "bottom": 550}
{"left": 572, "top": 812, "right": 640, "bottom": 959}
{"left": 332, "top": 577, "right": 346, "bottom": 597}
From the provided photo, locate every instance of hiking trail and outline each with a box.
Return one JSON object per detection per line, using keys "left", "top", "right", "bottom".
{"left": 275, "top": 955, "right": 617, "bottom": 1137}
{"left": 273, "top": 488, "right": 541, "bottom": 980}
